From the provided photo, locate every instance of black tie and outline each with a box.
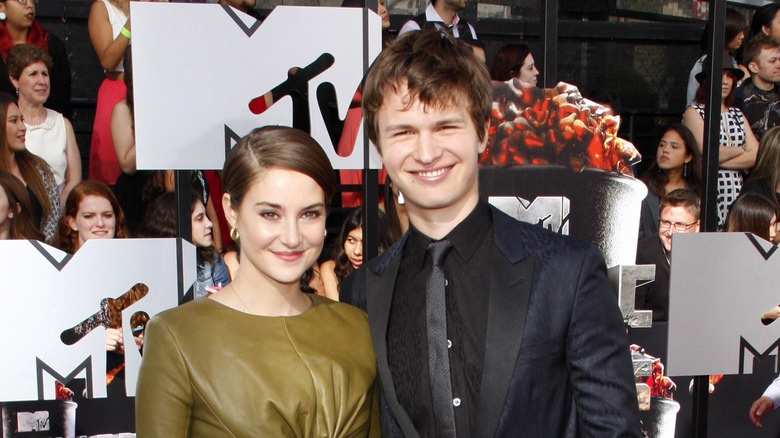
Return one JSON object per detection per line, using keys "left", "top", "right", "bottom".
{"left": 426, "top": 239, "right": 456, "bottom": 437}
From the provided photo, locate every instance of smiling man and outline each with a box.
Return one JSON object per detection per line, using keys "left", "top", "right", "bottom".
{"left": 340, "top": 30, "right": 640, "bottom": 438}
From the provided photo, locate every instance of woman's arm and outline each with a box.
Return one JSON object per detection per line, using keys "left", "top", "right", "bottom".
{"left": 111, "top": 99, "right": 136, "bottom": 175}
{"left": 721, "top": 118, "right": 759, "bottom": 169}
{"left": 319, "top": 260, "right": 340, "bottom": 301}
{"left": 88, "top": 1, "right": 130, "bottom": 71}
{"left": 60, "top": 118, "right": 81, "bottom": 209}
{"left": 682, "top": 106, "right": 747, "bottom": 164}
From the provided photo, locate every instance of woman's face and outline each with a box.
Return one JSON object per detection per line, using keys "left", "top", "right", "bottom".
{"left": 67, "top": 195, "right": 117, "bottom": 249}
{"left": 770, "top": 214, "right": 778, "bottom": 242}
{"left": 517, "top": 53, "right": 539, "bottom": 87}
{"left": 225, "top": 167, "right": 326, "bottom": 288}
{"left": 764, "top": 10, "right": 780, "bottom": 43}
{"left": 5, "top": 103, "right": 26, "bottom": 153}
{"left": 378, "top": 0, "right": 390, "bottom": 29}
{"left": 656, "top": 130, "right": 691, "bottom": 173}
{"left": 343, "top": 227, "right": 363, "bottom": 269}
{"left": 727, "top": 30, "right": 745, "bottom": 51}
{"left": 0, "top": 187, "right": 12, "bottom": 238}
{"left": 0, "top": 0, "right": 35, "bottom": 31}
{"left": 14, "top": 61, "right": 50, "bottom": 106}
{"left": 721, "top": 72, "right": 734, "bottom": 100}
{"left": 191, "top": 200, "right": 213, "bottom": 248}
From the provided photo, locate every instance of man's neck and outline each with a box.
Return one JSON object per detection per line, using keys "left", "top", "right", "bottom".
{"left": 407, "top": 196, "right": 479, "bottom": 240}
{"left": 433, "top": 2, "right": 457, "bottom": 25}
{"left": 752, "top": 75, "right": 777, "bottom": 92}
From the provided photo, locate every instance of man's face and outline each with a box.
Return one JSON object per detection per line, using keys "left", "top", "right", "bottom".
{"left": 658, "top": 205, "right": 699, "bottom": 253}
{"left": 375, "top": 83, "right": 487, "bottom": 223}
{"left": 443, "top": 0, "right": 466, "bottom": 10}
{"left": 750, "top": 46, "right": 780, "bottom": 84}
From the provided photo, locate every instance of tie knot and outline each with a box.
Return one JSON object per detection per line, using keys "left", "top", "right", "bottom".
{"left": 427, "top": 239, "right": 452, "bottom": 267}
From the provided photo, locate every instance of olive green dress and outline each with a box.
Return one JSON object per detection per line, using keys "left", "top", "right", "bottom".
{"left": 135, "top": 294, "right": 380, "bottom": 437}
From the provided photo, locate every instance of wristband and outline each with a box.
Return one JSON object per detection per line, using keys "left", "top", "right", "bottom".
{"left": 120, "top": 27, "right": 131, "bottom": 39}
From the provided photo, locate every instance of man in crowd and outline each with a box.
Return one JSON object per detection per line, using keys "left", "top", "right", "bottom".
{"left": 734, "top": 34, "right": 780, "bottom": 140}
{"left": 635, "top": 189, "right": 700, "bottom": 322}
{"left": 341, "top": 30, "right": 640, "bottom": 437}
{"left": 398, "top": 0, "right": 477, "bottom": 40}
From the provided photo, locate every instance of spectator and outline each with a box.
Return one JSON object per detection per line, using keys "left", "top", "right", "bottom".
{"left": 747, "top": 3, "right": 780, "bottom": 45}
{"left": 636, "top": 189, "right": 700, "bottom": 322}
{"left": 683, "top": 56, "right": 758, "bottom": 229}
{"left": 639, "top": 124, "right": 701, "bottom": 240}
{"left": 0, "top": 168, "right": 42, "bottom": 240}
{"left": 0, "top": 0, "right": 71, "bottom": 118}
{"left": 7, "top": 43, "right": 80, "bottom": 208}
{"left": 490, "top": 43, "right": 539, "bottom": 87}
{"left": 398, "top": 0, "right": 476, "bottom": 40}
{"left": 53, "top": 179, "right": 127, "bottom": 253}
{"left": 88, "top": 0, "right": 131, "bottom": 185}
{"left": 725, "top": 192, "right": 778, "bottom": 242}
{"left": 734, "top": 34, "right": 780, "bottom": 141}
{"left": 741, "top": 125, "right": 780, "bottom": 207}
{"left": 0, "top": 93, "right": 58, "bottom": 242}
{"left": 686, "top": 8, "right": 746, "bottom": 107}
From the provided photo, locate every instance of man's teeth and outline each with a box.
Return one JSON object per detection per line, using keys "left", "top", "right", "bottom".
{"left": 418, "top": 167, "right": 448, "bottom": 177}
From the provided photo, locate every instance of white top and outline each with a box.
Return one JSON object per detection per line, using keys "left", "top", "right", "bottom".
{"left": 398, "top": 3, "right": 477, "bottom": 40}
{"left": 99, "top": 0, "right": 127, "bottom": 72}
{"left": 25, "top": 109, "right": 68, "bottom": 189}
{"left": 762, "top": 374, "right": 780, "bottom": 409}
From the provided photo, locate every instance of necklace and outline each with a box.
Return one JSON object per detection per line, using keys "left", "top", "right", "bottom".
{"left": 230, "top": 284, "right": 252, "bottom": 313}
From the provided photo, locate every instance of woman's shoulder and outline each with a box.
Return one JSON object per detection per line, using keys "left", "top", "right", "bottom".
{"left": 310, "top": 294, "right": 367, "bottom": 321}
{"left": 150, "top": 298, "right": 220, "bottom": 328}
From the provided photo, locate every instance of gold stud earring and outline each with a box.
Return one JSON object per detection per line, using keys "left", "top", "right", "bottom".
{"left": 230, "top": 227, "right": 240, "bottom": 241}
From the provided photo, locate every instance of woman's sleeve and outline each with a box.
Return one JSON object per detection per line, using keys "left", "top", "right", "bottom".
{"left": 136, "top": 316, "right": 192, "bottom": 437}
{"left": 38, "top": 165, "right": 60, "bottom": 244}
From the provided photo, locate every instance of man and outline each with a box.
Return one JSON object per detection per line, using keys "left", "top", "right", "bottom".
{"left": 635, "top": 189, "right": 700, "bottom": 322}
{"left": 734, "top": 34, "right": 780, "bottom": 140}
{"left": 340, "top": 30, "right": 640, "bottom": 437}
{"left": 398, "top": 0, "right": 477, "bottom": 40}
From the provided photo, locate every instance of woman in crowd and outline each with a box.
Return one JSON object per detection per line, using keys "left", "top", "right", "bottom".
{"left": 740, "top": 125, "right": 780, "bottom": 207}
{"left": 138, "top": 190, "right": 230, "bottom": 299}
{"left": 136, "top": 126, "right": 379, "bottom": 436}
{"left": 88, "top": 0, "right": 131, "bottom": 184}
{"left": 0, "top": 169, "right": 41, "bottom": 240}
{"left": 747, "top": 3, "right": 780, "bottom": 44}
{"left": 725, "top": 192, "right": 778, "bottom": 242}
{"left": 490, "top": 43, "right": 539, "bottom": 87}
{"left": 0, "top": 0, "right": 71, "bottom": 118}
{"left": 53, "top": 179, "right": 127, "bottom": 253}
{"left": 686, "top": 8, "right": 746, "bottom": 106}
{"left": 7, "top": 44, "right": 79, "bottom": 207}
{"left": 0, "top": 93, "right": 58, "bottom": 242}
{"left": 683, "top": 57, "right": 758, "bottom": 229}
{"left": 320, "top": 206, "right": 393, "bottom": 300}
{"left": 639, "top": 124, "right": 702, "bottom": 240}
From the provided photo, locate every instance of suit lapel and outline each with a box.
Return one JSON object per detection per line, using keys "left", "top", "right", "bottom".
{"left": 366, "top": 247, "right": 421, "bottom": 437}
{"left": 472, "top": 213, "right": 536, "bottom": 438}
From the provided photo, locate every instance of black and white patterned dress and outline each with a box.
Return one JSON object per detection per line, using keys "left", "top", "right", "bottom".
{"left": 693, "top": 104, "right": 745, "bottom": 228}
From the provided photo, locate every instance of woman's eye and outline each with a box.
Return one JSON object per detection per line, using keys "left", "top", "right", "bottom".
{"left": 261, "top": 211, "right": 279, "bottom": 220}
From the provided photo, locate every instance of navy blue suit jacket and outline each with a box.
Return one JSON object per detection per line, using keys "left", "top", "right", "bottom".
{"left": 341, "top": 206, "right": 641, "bottom": 437}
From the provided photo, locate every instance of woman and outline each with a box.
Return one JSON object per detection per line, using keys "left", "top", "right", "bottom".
{"left": 682, "top": 57, "right": 758, "bottom": 229}
{"left": 490, "top": 43, "right": 539, "bottom": 87}
{"left": 686, "top": 8, "right": 746, "bottom": 106}
{"left": 138, "top": 190, "right": 230, "bottom": 299}
{"left": 136, "top": 126, "right": 379, "bottom": 436}
{"left": 0, "top": 92, "right": 58, "bottom": 242}
{"left": 53, "top": 180, "right": 128, "bottom": 253}
{"left": 0, "top": 0, "right": 71, "bottom": 118}
{"left": 638, "top": 124, "right": 702, "bottom": 240}
{"left": 747, "top": 3, "right": 780, "bottom": 44}
{"left": 7, "top": 43, "right": 79, "bottom": 207}
{"left": 725, "top": 192, "right": 778, "bottom": 242}
{"left": 741, "top": 125, "right": 780, "bottom": 208}
{"left": 88, "top": 0, "right": 131, "bottom": 184}
{"left": 0, "top": 168, "right": 41, "bottom": 240}
{"left": 320, "top": 206, "right": 394, "bottom": 300}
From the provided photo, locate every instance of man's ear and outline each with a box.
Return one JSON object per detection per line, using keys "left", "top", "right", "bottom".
{"left": 222, "top": 193, "right": 237, "bottom": 228}
{"left": 749, "top": 60, "right": 760, "bottom": 75}
{"left": 477, "top": 121, "right": 490, "bottom": 155}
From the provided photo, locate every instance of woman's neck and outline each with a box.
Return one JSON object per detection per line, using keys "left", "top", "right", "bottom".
{"left": 223, "top": 268, "right": 312, "bottom": 317}
{"left": 7, "top": 155, "right": 23, "bottom": 184}
{"left": 5, "top": 25, "right": 28, "bottom": 46}
{"left": 721, "top": 100, "right": 728, "bottom": 112}
{"left": 18, "top": 99, "right": 46, "bottom": 125}
{"left": 664, "top": 168, "right": 686, "bottom": 192}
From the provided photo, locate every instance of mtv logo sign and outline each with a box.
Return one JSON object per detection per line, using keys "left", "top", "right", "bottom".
{"left": 489, "top": 195, "right": 570, "bottom": 234}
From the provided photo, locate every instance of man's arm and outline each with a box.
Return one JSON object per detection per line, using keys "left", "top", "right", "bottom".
{"left": 566, "top": 245, "right": 642, "bottom": 437}
{"left": 340, "top": 268, "right": 367, "bottom": 310}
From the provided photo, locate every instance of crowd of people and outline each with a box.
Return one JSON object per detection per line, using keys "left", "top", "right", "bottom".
{"left": 3, "top": 0, "right": 780, "bottom": 435}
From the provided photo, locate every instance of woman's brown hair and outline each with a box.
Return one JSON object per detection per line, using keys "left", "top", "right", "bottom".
{"left": 54, "top": 180, "right": 128, "bottom": 252}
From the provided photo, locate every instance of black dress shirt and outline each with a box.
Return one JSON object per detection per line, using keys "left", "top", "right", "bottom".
{"left": 387, "top": 201, "right": 493, "bottom": 437}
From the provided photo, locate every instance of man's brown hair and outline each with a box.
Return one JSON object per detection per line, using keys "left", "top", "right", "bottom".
{"left": 362, "top": 29, "right": 492, "bottom": 147}
{"left": 660, "top": 188, "right": 701, "bottom": 221}
{"left": 744, "top": 33, "right": 778, "bottom": 66}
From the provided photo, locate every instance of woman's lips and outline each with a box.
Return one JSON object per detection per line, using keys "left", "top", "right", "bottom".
{"left": 351, "top": 258, "right": 363, "bottom": 267}
{"left": 274, "top": 251, "right": 303, "bottom": 262}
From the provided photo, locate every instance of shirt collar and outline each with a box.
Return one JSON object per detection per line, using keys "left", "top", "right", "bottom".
{"left": 425, "top": 2, "right": 460, "bottom": 27}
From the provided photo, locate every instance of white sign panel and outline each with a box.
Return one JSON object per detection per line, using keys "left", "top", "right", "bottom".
{"left": 133, "top": 3, "right": 383, "bottom": 170}
{"left": 0, "top": 239, "right": 195, "bottom": 401}
{"left": 667, "top": 232, "right": 780, "bottom": 376}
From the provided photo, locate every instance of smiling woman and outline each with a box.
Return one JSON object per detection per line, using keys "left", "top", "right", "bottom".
{"left": 136, "top": 126, "right": 380, "bottom": 437}
{"left": 53, "top": 180, "right": 127, "bottom": 253}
